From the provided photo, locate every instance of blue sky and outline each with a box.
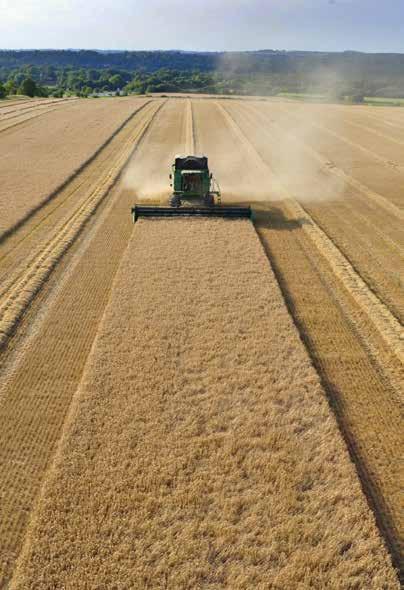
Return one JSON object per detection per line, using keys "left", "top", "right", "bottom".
{"left": 0, "top": 0, "right": 403, "bottom": 52}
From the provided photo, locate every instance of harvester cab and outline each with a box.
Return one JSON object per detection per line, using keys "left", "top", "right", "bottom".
{"left": 132, "top": 155, "right": 251, "bottom": 222}
{"left": 169, "top": 156, "right": 221, "bottom": 208}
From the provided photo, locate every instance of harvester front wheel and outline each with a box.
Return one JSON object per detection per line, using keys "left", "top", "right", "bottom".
{"left": 169, "top": 195, "right": 182, "bottom": 208}
{"left": 204, "top": 194, "right": 215, "bottom": 207}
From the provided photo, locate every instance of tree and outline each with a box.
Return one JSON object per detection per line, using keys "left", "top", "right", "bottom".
{"left": 109, "top": 74, "right": 124, "bottom": 89}
{"left": 81, "top": 86, "right": 93, "bottom": 97}
{"left": 0, "top": 82, "right": 6, "bottom": 99}
{"left": 19, "top": 77, "right": 38, "bottom": 97}
{"left": 50, "top": 87, "right": 64, "bottom": 98}
{"left": 5, "top": 79, "right": 17, "bottom": 95}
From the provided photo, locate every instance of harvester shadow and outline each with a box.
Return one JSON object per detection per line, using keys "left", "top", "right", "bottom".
{"left": 251, "top": 203, "right": 310, "bottom": 231}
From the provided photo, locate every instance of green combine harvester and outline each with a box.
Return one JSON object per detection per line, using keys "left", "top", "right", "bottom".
{"left": 132, "top": 156, "right": 251, "bottom": 221}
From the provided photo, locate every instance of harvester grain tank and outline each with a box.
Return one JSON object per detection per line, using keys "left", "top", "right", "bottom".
{"left": 132, "top": 156, "right": 251, "bottom": 221}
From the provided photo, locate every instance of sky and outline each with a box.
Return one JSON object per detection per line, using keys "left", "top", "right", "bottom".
{"left": 0, "top": 0, "right": 403, "bottom": 53}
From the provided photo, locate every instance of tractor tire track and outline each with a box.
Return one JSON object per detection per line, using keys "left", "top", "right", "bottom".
{"left": 0, "top": 105, "right": 71, "bottom": 135}
{"left": 0, "top": 98, "right": 59, "bottom": 113}
{"left": 337, "top": 115, "right": 404, "bottom": 148}
{"left": 276, "top": 102, "right": 404, "bottom": 149}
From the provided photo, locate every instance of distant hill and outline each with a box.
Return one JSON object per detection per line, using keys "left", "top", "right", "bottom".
{"left": 0, "top": 49, "right": 403, "bottom": 79}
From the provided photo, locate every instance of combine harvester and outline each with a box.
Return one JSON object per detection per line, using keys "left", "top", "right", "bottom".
{"left": 132, "top": 156, "right": 251, "bottom": 221}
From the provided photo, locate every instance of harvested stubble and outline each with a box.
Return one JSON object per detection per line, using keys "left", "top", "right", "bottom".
{"left": 0, "top": 97, "right": 146, "bottom": 237}
{"left": 0, "top": 100, "right": 161, "bottom": 349}
{"left": 221, "top": 100, "right": 404, "bottom": 321}
{"left": 12, "top": 219, "right": 398, "bottom": 589}
{"left": 0, "top": 97, "right": 73, "bottom": 118}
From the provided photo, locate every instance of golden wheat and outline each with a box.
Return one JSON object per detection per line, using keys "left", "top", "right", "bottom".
{"left": 12, "top": 219, "right": 398, "bottom": 589}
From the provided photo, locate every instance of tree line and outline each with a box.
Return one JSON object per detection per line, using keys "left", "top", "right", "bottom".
{"left": 1, "top": 62, "right": 404, "bottom": 102}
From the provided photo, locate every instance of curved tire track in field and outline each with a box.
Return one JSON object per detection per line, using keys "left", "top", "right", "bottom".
{"left": 0, "top": 97, "right": 74, "bottom": 119}
{"left": 217, "top": 101, "right": 404, "bottom": 363}
{"left": 0, "top": 101, "right": 164, "bottom": 349}
{"left": 364, "top": 109, "right": 404, "bottom": 131}
{"left": 0, "top": 98, "right": 58, "bottom": 113}
{"left": 0, "top": 99, "right": 75, "bottom": 134}
{"left": 339, "top": 116, "right": 404, "bottom": 148}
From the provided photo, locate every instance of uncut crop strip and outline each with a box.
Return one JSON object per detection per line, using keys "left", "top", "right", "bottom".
{"left": 10, "top": 218, "right": 399, "bottom": 589}
{"left": 229, "top": 102, "right": 404, "bottom": 322}
{"left": 0, "top": 100, "right": 164, "bottom": 348}
{"left": 211, "top": 100, "right": 404, "bottom": 393}
{"left": 218, "top": 101, "right": 403, "bottom": 361}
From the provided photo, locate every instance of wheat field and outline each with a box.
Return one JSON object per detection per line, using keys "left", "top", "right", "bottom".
{"left": 0, "top": 96, "right": 401, "bottom": 587}
{"left": 11, "top": 219, "right": 398, "bottom": 589}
